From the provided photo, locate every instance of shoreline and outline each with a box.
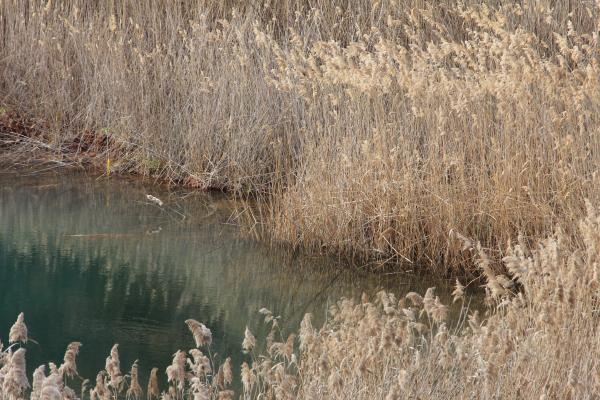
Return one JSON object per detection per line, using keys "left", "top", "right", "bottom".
{"left": 2, "top": 0, "right": 597, "bottom": 278}
{"left": 0, "top": 102, "right": 580, "bottom": 280}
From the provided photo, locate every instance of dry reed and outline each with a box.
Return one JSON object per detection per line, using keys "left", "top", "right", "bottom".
{"left": 3, "top": 0, "right": 600, "bottom": 274}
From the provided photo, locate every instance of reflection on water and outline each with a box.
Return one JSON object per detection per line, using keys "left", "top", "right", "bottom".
{"left": 0, "top": 172, "right": 451, "bottom": 388}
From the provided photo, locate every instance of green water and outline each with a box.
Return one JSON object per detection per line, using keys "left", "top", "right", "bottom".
{"left": 0, "top": 171, "right": 449, "bottom": 390}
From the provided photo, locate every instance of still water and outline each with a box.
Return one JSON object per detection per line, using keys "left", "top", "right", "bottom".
{"left": 0, "top": 171, "right": 449, "bottom": 389}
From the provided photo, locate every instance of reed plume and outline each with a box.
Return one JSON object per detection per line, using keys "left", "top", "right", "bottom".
{"left": 166, "top": 351, "right": 186, "bottom": 391}
{"left": 146, "top": 368, "right": 159, "bottom": 400}
{"left": 242, "top": 327, "right": 256, "bottom": 353}
{"left": 30, "top": 365, "right": 45, "bottom": 400}
{"left": 2, "top": 348, "right": 29, "bottom": 399}
{"left": 105, "top": 344, "right": 123, "bottom": 393}
{"left": 40, "top": 370, "right": 62, "bottom": 400}
{"left": 58, "top": 342, "right": 81, "bottom": 379}
{"left": 9, "top": 313, "right": 27, "bottom": 344}
{"left": 185, "top": 320, "right": 212, "bottom": 348}
{"left": 126, "top": 360, "right": 142, "bottom": 400}
{"left": 90, "top": 371, "right": 109, "bottom": 400}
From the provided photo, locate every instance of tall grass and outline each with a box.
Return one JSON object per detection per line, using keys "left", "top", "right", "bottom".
{"left": 2, "top": 205, "right": 600, "bottom": 399}
{"left": 2, "top": 0, "right": 600, "bottom": 274}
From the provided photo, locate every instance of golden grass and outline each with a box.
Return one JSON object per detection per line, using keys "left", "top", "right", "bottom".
{"left": 2, "top": 0, "right": 600, "bottom": 275}
{"left": 2, "top": 205, "right": 600, "bottom": 399}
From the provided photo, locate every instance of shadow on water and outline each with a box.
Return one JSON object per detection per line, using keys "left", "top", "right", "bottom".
{"left": 0, "top": 171, "right": 460, "bottom": 390}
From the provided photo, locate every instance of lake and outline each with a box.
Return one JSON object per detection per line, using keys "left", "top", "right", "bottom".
{"left": 0, "top": 171, "right": 450, "bottom": 391}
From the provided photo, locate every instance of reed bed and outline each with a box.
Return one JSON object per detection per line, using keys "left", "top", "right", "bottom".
{"left": 2, "top": 0, "right": 600, "bottom": 274}
{"left": 2, "top": 204, "right": 600, "bottom": 399}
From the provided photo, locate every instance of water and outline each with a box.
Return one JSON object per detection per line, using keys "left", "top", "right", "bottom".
{"left": 0, "top": 171, "right": 450, "bottom": 390}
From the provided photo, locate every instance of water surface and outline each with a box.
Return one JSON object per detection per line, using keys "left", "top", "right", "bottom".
{"left": 0, "top": 171, "right": 449, "bottom": 389}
